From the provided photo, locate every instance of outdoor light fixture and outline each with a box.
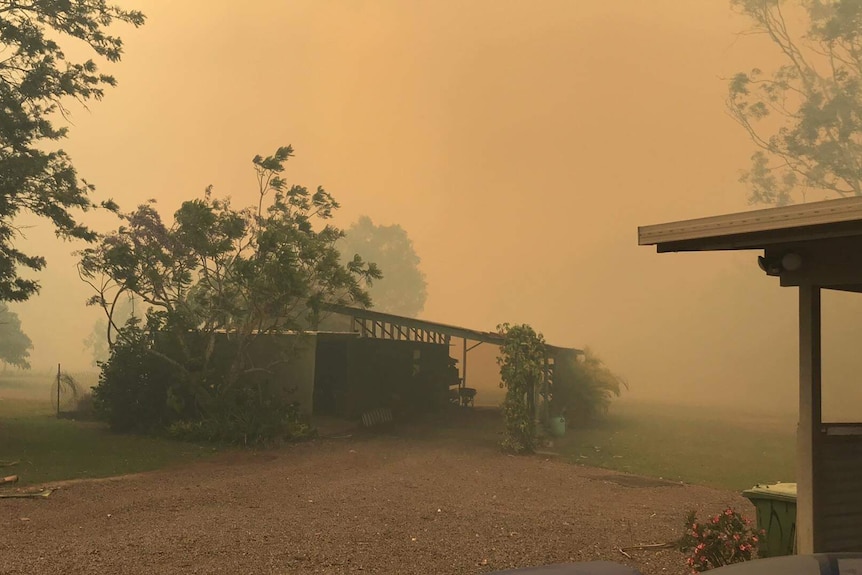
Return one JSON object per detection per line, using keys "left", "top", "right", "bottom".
{"left": 758, "top": 252, "right": 802, "bottom": 276}
{"left": 782, "top": 252, "right": 803, "bottom": 271}
{"left": 758, "top": 255, "right": 782, "bottom": 276}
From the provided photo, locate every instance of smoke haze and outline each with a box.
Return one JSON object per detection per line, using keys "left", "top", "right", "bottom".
{"left": 9, "top": 0, "right": 862, "bottom": 420}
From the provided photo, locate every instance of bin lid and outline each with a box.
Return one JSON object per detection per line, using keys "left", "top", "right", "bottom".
{"left": 742, "top": 482, "right": 797, "bottom": 502}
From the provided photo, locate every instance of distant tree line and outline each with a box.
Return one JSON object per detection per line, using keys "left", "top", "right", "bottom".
{"left": 0, "top": 303, "right": 32, "bottom": 370}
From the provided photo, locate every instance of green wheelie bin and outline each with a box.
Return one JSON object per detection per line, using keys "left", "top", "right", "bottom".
{"left": 742, "top": 482, "right": 797, "bottom": 557}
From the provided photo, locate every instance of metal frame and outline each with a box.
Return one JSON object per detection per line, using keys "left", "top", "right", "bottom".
{"left": 352, "top": 317, "right": 450, "bottom": 345}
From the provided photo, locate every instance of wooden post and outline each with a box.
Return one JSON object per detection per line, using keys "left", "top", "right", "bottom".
{"left": 797, "top": 284, "right": 822, "bottom": 554}
{"left": 462, "top": 338, "right": 467, "bottom": 391}
{"left": 56, "top": 363, "right": 61, "bottom": 419}
{"left": 542, "top": 352, "right": 550, "bottom": 425}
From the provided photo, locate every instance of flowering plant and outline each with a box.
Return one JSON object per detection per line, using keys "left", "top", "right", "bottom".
{"left": 678, "top": 508, "right": 763, "bottom": 572}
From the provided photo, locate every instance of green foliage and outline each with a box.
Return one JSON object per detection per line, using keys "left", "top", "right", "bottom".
{"left": 92, "top": 323, "right": 186, "bottom": 434}
{"left": 729, "top": 0, "right": 862, "bottom": 205}
{"left": 167, "top": 395, "right": 313, "bottom": 447}
{"left": 0, "top": 302, "right": 32, "bottom": 369}
{"left": 679, "top": 509, "right": 762, "bottom": 572}
{"left": 82, "top": 147, "right": 379, "bottom": 443}
{"left": 551, "top": 347, "right": 627, "bottom": 424}
{"left": 336, "top": 215, "right": 427, "bottom": 317}
{"left": 71, "top": 391, "right": 97, "bottom": 421}
{"left": 94, "top": 325, "right": 314, "bottom": 444}
{"left": 497, "top": 323, "right": 546, "bottom": 454}
{"left": 0, "top": 1, "right": 144, "bottom": 301}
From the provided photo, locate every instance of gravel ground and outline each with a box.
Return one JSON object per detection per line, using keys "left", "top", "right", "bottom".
{"left": 0, "top": 409, "right": 753, "bottom": 575}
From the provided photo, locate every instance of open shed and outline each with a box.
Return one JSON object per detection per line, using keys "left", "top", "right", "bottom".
{"left": 639, "top": 196, "right": 862, "bottom": 554}
{"left": 321, "top": 303, "right": 583, "bottom": 419}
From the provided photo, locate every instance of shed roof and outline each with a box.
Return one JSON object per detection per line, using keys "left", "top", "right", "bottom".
{"left": 638, "top": 196, "right": 862, "bottom": 253}
{"left": 321, "top": 303, "right": 582, "bottom": 357}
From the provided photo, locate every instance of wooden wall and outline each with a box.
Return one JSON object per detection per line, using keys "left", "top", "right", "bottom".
{"left": 817, "top": 425, "right": 862, "bottom": 552}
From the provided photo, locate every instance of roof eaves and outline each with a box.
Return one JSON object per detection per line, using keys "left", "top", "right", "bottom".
{"left": 639, "top": 196, "right": 862, "bottom": 248}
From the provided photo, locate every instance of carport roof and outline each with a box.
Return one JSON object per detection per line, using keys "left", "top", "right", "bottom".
{"left": 638, "top": 196, "right": 862, "bottom": 253}
{"left": 321, "top": 303, "right": 582, "bottom": 356}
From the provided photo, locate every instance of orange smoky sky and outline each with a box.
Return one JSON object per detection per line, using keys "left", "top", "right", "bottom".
{"left": 10, "top": 1, "right": 862, "bottom": 419}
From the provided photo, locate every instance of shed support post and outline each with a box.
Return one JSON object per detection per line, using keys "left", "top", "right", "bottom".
{"left": 462, "top": 338, "right": 467, "bottom": 390}
{"left": 797, "top": 284, "right": 822, "bottom": 554}
{"left": 542, "top": 353, "right": 550, "bottom": 425}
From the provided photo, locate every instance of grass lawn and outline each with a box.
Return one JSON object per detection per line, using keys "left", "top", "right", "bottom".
{"left": 2, "top": 371, "right": 797, "bottom": 492}
{"left": 0, "top": 373, "right": 215, "bottom": 486}
{"left": 554, "top": 399, "right": 796, "bottom": 491}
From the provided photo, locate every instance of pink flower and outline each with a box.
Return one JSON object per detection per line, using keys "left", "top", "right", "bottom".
{"left": 712, "top": 516, "right": 720, "bottom": 524}
{"left": 752, "top": 536, "right": 759, "bottom": 543}
{"left": 725, "top": 509, "right": 734, "bottom": 516}
{"left": 733, "top": 534, "right": 740, "bottom": 541}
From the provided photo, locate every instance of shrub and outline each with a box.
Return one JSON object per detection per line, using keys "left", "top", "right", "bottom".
{"left": 551, "top": 347, "right": 627, "bottom": 424}
{"left": 167, "top": 400, "right": 313, "bottom": 446}
{"left": 678, "top": 508, "right": 763, "bottom": 572}
{"left": 72, "top": 391, "right": 98, "bottom": 420}
{"left": 92, "top": 326, "right": 186, "bottom": 433}
{"left": 200, "top": 377, "right": 315, "bottom": 445}
{"left": 94, "top": 324, "right": 315, "bottom": 444}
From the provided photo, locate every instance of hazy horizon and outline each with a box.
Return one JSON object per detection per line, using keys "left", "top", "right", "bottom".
{"left": 6, "top": 0, "right": 862, "bottom": 421}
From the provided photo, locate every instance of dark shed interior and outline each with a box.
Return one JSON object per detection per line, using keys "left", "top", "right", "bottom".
{"left": 313, "top": 333, "right": 452, "bottom": 419}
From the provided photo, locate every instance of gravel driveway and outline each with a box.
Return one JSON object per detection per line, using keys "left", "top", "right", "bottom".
{"left": 0, "top": 409, "right": 753, "bottom": 575}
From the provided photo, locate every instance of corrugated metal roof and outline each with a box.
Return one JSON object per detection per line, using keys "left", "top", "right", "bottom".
{"left": 639, "top": 196, "right": 862, "bottom": 252}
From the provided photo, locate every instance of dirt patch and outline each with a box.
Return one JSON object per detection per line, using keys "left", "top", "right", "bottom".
{"left": 0, "top": 408, "right": 752, "bottom": 575}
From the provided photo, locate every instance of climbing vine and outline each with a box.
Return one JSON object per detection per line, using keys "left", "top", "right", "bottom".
{"left": 497, "top": 323, "right": 546, "bottom": 454}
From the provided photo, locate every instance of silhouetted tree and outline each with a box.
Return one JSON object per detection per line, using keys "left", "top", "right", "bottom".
{"left": 729, "top": 0, "right": 862, "bottom": 205}
{"left": 0, "top": 303, "right": 32, "bottom": 369}
{"left": 551, "top": 347, "right": 627, "bottom": 424}
{"left": 337, "top": 216, "right": 427, "bottom": 317}
{"left": 0, "top": 1, "right": 145, "bottom": 301}
{"left": 83, "top": 295, "right": 139, "bottom": 366}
